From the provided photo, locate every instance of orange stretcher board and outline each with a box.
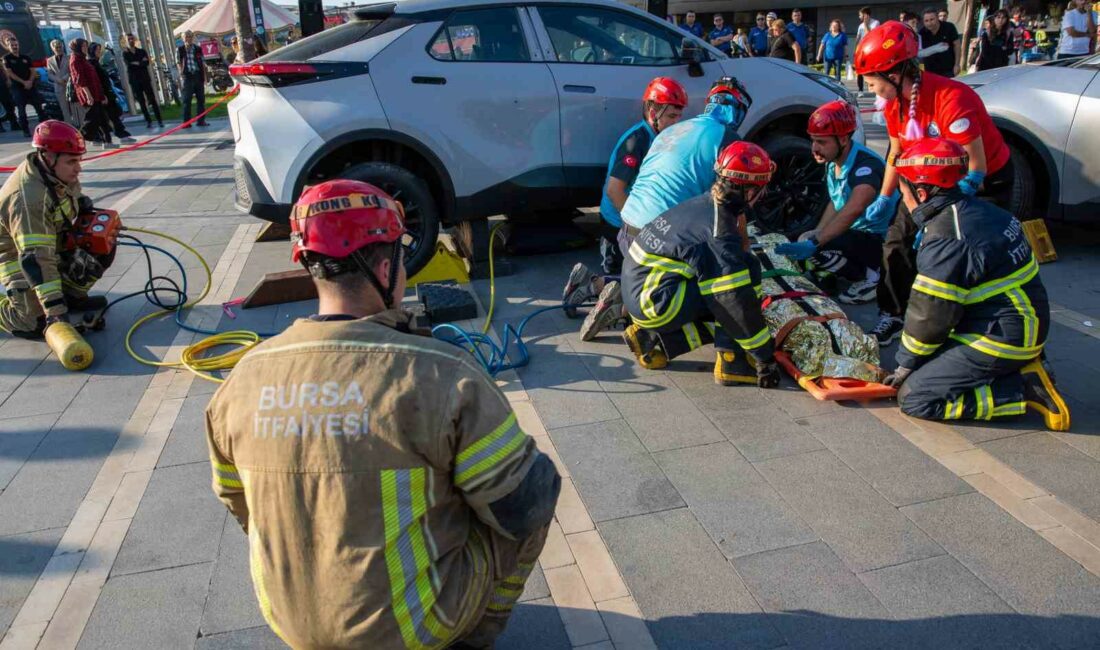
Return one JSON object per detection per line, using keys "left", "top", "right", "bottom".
{"left": 775, "top": 351, "right": 897, "bottom": 402}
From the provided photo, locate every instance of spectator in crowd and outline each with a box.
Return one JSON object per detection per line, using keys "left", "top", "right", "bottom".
{"left": 750, "top": 14, "right": 770, "bottom": 56}
{"left": 2, "top": 37, "right": 45, "bottom": 137}
{"left": 920, "top": 7, "right": 961, "bottom": 77}
{"left": 973, "top": 9, "right": 1015, "bottom": 70}
{"left": 123, "top": 34, "right": 163, "bottom": 129}
{"left": 1058, "top": 0, "right": 1095, "bottom": 59}
{"left": 788, "top": 9, "right": 812, "bottom": 51}
{"left": 856, "top": 7, "right": 880, "bottom": 91}
{"left": 46, "top": 39, "right": 78, "bottom": 128}
{"left": 682, "top": 10, "right": 704, "bottom": 38}
{"left": 938, "top": 9, "right": 949, "bottom": 23}
{"left": 902, "top": 11, "right": 923, "bottom": 49}
{"left": 87, "top": 42, "right": 130, "bottom": 140}
{"left": 177, "top": 30, "right": 208, "bottom": 127}
{"left": 818, "top": 19, "right": 848, "bottom": 80}
{"left": 0, "top": 72, "right": 18, "bottom": 133}
{"left": 769, "top": 18, "right": 803, "bottom": 63}
{"left": 68, "top": 38, "right": 112, "bottom": 147}
{"left": 734, "top": 28, "right": 751, "bottom": 56}
{"left": 708, "top": 14, "right": 734, "bottom": 55}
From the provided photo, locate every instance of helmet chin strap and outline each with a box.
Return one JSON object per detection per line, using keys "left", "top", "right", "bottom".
{"left": 350, "top": 245, "right": 402, "bottom": 309}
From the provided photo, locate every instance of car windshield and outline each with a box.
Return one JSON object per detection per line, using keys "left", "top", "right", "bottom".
{"left": 1069, "top": 53, "right": 1100, "bottom": 69}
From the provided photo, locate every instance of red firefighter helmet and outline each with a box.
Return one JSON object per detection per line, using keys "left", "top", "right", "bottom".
{"left": 33, "top": 120, "right": 86, "bottom": 156}
{"left": 643, "top": 77, "right": 688, "bottom": 107}
{"left": 715, "top": 142, "right": 775, "bottom": 187}
{"left": 853, "top": 21, "right": 920, "bottom": 76}
{"left": 895, "top": 138, "right": 969, "bottom": 188}
{"left": 807, "top": 100, "right": 858, "bottom": 137}
{"left": 290, "top": 179, "right": 405, "bottom": 264}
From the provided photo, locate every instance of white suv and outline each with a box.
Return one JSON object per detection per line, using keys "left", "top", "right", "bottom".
{"left": 230, "top": 0, "right": 861, "bottom": 272}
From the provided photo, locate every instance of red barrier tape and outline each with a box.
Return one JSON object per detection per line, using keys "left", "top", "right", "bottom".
{"left": 0, "top": 84, "right": 240, "bottom": 173}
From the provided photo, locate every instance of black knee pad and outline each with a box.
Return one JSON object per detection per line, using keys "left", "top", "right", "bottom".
{"left": 11, "top": 316, "right": 46, "bottom": 340}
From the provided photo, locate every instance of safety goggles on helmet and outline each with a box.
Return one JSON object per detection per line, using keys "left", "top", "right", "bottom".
{"left": 708, "top": 75, "right": 753, "bottom": 110}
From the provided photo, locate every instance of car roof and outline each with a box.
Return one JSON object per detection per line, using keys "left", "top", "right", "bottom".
{"left": 386, "top": 0, "right": 631, "bottom": 15}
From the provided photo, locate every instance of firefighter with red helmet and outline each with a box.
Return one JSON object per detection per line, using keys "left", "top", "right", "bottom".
{"left": 204, "top": 179, "right": 560, "bottom": 649}
{"left": 854, "top": 21, "right": 1014, "bottom": 347}
{"left": 563, "top": 77, "right": 688, "bottom": 321}
{"left": 620, "top": 141, "right": 781, "bottom": 388}
{"left": 882, "top": 139, "right": 1069, "bottom": 431}
{"left": 0, "top": 120, "right": 103, "bottom": 370}
{"left": 572, "top": 76, "right": 752, "bottom": 343}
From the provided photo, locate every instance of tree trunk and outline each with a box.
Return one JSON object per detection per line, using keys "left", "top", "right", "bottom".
{"left": 233, "top": 0, "right": 258, "bottom": 63}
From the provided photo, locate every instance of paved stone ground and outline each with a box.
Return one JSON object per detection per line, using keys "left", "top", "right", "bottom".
{"left": 2, "top": 108, "right": 1100, "bottom": 650}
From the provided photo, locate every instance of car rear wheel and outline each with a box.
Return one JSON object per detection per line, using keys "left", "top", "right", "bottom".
{"left": 754, "top": 133, "right": 828, "bottom": 239}
{"left": 339, "top": 162, "right": 440, "bottom": 276}
{"left": 1008, "top": 145, "right": 1036, "bottom": 220}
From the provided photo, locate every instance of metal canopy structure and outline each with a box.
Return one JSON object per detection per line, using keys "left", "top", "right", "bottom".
{"left": 28, "top": 0, "right": 211, "bottom": 24}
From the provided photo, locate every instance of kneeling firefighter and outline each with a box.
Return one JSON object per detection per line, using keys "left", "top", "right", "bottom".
{"left": 205, "top": 179, "right": 561, "bottom": 649}
{"left": 883, "top": 138, "right": 1069, "bottom": 431}
{"left": 0, "top": 120, "right": 109, "bottom": 370}
{"left": 620, "top": 141, "right": 782, "bottom": 388}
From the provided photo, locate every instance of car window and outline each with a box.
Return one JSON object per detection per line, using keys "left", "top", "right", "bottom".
{"left": 537, "top": 5, "right": 680, "bottom": 65}
{"left": 429, "top": 8, "right": 531, "bottom": 62}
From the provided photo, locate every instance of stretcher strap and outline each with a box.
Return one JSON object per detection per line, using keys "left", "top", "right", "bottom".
{"left": 761, "top": 290, "right": 824, "bottom": 311}
{"left": 774, "top": 312, "right": 847, "bottom": 348}
{"left": 760, "top": 268, "right": 804, "bottom": 279}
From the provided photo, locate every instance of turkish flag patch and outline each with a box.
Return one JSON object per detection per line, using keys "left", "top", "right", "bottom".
{"left": 623, "top": 155, "right": 639, "bottom": 168}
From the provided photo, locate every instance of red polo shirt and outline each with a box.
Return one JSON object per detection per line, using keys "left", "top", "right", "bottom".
{"left": 885, "top": 72, "right": 1010, "bottom": 175}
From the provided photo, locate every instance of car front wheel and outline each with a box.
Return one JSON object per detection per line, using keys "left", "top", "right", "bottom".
{"left": 339, "top": 162, "right": 440, "bottom": 276}
{"left": 754, "top": 133, "right": 828, "bottom": 239}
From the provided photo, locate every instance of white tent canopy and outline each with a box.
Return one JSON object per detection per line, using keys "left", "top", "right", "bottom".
{"left": 173, "top": 0, "right": 298, "bottom": 37}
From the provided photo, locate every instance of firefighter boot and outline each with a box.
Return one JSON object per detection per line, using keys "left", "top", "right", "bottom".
{"left": 714, "top": 350, "right": 756, "bottom": 386}
{"left": 622, "top": 323, "right": 668, "bottom": 370}
{"left": 65, "top": 294, "right": 109, "bottom": 312}
{"left": 1022, "top": 359, "right": 1071, "bottom": 431}
{"left": 45, "top": 320, "right": 94, "bottom": 371}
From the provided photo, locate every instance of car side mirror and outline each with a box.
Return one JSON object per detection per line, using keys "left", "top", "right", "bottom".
{"left": 680, "top": 39, "right": 704, "bottom": 77}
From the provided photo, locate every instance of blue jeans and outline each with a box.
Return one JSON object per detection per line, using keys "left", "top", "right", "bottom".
{"left": 824, "top": 59, "right": 843, "bottom": 81}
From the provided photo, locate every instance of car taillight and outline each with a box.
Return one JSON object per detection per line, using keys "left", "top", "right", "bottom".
{"left": 228, "top": 61, "right": 368, "bottom": 88}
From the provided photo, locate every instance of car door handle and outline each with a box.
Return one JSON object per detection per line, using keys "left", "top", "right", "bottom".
{"left": 563, "top": 85, "right": 596, "bottom": 93}
{"left": 412, "top": 76, "right": 446, "bottom": 85}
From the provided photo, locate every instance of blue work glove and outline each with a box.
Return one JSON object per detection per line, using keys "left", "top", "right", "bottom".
{"left": 863, "top": 194, "right": 893, "bottom": 226}
{"left": 775, "top": 240, "right": 818, "bottom": 261}
{"left": 957, "top": 170, "right": 986, "bottom": 196}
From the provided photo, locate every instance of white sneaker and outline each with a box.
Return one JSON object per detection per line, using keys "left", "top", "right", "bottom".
{"left": 870, "top": 312, "right": 904, "bottom": 346}
{"left": 838, "top": 279, "right": 878, "bottom": 304}
{"left": 562, "top": 262, "right": 599, "bottom": 318}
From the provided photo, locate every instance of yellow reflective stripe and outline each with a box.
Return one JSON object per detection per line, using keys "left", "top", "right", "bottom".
{"left": 0, "top": 260, "right": 20, "bottom": 276}
{"left": 634, "top": 277, "right": 687, "bottom": 329}
{"left": 486, "top": 562, "right": 535, "bottom": 613}
{"left": 455, "top": 413, "right": 526, "bottom": 488}
{"left": 965, "top": 256, "right": 1038, "bottom": 304}
{"left": 735, "top": 326, "right": 771, "bottom": 351}
{"left": 62, "top": 277, "right": 95, "bottom": 292}
{"left": 249, "top": 527, "right": 287, "bottom": 644}
{"left": 912, "top": 274, "right": 967, "bottom": 303}
{"left": 1006, "top": 287, "right": 1039, "bottom": 348}
{"left": 992, "top": 401, "right": 1026, "bottom": 417}
{"left": 640, "top": 267, "right": 666, "bottom": 320}
{"left": 382, "top": 468, "right": 451, "bottom": 649}
{"left": 212, "top": 461, "right": 242, "bottom": 489}
{"left": 944, "top": 394, "right": 965, "bottom": 420}
{"left": 14, "top": 233, "right": 55, "bottom": 250}
{"left": 703, "top": 322, "right": 716, "bottom": 336}
{"left": 698, "top": 269, "right": 751, "bottom": 296}
{"left": 754, "top": 284, "right": 763, "bottom": 299}
{"left": 950, "top": 333, "right": 1043, "bottom": 361}
{"left": 683, "top": 322, "right": 703, "bottom": 351}
{"left": 628, "top": 242, "right": 694, "bottom": 278}
{"left": 973, "top": 385, "right": 993, "bottom": 421}
{"left": 901, "top": 332, "right": 940, "bottom": 357}
{"left": 32, "top": 279, "right": 62, "bottom": 298}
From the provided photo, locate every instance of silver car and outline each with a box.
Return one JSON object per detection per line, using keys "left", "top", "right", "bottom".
{"left": 230, "top": 0, "right": 860, "bottom": 272}
{"left": 963, "top": 54, "right": 1100, "bottom": 222}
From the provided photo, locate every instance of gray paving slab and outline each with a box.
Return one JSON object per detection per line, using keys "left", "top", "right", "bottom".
{"left": 0, "top": 413, "right": 58, "bottom": 491}
{"left": 754, "top": 450, "right": 944, "bottom": 573}
{"left": 0, "top": 338, "right": 49, "bottom": 396}
{"left": 901, "top": 492, "right": 1100, "bottom": 648}
{"left": 667, "top": 364, "right": 778, "bottom": 416}
{"left": 196, "top": 626, "right": 288, "bottom": 649}
{"left": 0, "top": 527, "right": 64, "bottom": 635}
{"left": 801, "top": 410, "right": 973, "bottom": 507}
{"left": 761, "top": 385, "right": 848, "bottom": 420}
{"left": 980, "top": 432, "right": 1100, "bottom": 520}
{"left": 0, "top": 425, "right": 118, "bottom": 536}
{"left": 548, "top": 419, "right": 684, "bottom": 522}
{"left": 598, "top": 508, "right": 784, "bottom": 650}
{"left": 159, "top": 394, "right": 214, "bottom": 468}
{"left": 1053, "top": 396, "right": 1100, "bottom": 462}
{"left": 654, "top": 442, "right": 818, "bottom": 559}
{"left": 53, "top": 374, "right": 150, "bottom": 432}
{"left": 496, "top": 597, "right": 573, "bottom": 650}
{"left": 201, "top": 517, "right": 266, "bottom": 636}
{"left": 734, "top": 541, "right": 893, "bottom": 649}
{"left": 601, "top": 375, "right": 725, "bottom": 452}
{"left": 78, "top": 561, "right": 213, "bottom": 650}
{"left": 708, "top": 406, "right": 826, "bottom": 462}
{"left": 519, "top": 336, "right": 623, "bottom": 431}
{"left": 859, "top": 554, "right": 1048, "bottom": 649}
{"left": 112, "top": 462, "right": 228, "bottom": 576}
{"left": 519, "top": 561, "right": 550, "bottom": 603}
{"left": 0, "top": 363, "right": 88, "bottom": 420}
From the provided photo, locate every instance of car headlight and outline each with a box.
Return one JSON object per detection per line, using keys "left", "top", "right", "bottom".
{"left": 801, "top": 71, "right": 857, "bottom": 106}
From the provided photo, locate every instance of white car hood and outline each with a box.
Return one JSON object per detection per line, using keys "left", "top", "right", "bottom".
{"left": 962, "top": 64, "right": 1044, "bottom": 86}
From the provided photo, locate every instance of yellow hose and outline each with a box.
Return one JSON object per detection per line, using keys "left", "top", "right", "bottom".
{"left": 481, "top": 222, "right": 506, "bottom": 334}
{"left": 122, "top": 226, "right": 261, "bottom": 383}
